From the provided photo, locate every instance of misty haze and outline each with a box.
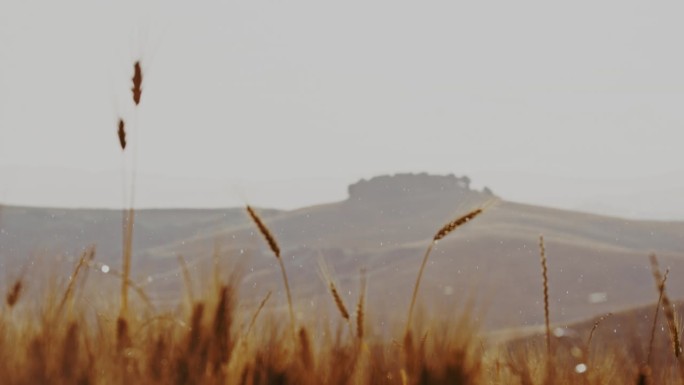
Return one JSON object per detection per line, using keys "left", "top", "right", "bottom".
{"left": 0, "top": 1, "right": 683, "bottom": 384}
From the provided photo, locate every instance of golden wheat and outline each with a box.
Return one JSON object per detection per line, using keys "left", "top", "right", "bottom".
{"left": 56, "top": 246, "right": 95, "bottom": 317}
{"left": 587, "top": 312, "right": 612, "bottom": 347}
{"left": 649, "top": 253, "right": 681, "bottom": 358}
{"left": 245, "top": 290, "right": 271, "bottom": 337}
{"left": 245, "top": 205, "right": 295, "bottom": 337}
{"left": 406, "top": 207, "right": 484, "bottom": 335}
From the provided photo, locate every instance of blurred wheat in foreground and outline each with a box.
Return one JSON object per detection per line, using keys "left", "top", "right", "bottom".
{"left": 1, "top": 216, "right": 683, "bottom": 385}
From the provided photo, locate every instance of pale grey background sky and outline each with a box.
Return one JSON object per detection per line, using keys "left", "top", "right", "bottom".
{"left": 0, "top": 1, "right": 682, "bottom": 219}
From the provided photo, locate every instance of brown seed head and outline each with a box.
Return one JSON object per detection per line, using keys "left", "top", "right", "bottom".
{"left": 433, "top": 208, "right": 483, "bottom": 241}
{"left": 132, "top": 61, "right": 143, "bottom": 105}
{"left": 246, "top": 206, "right": 280, "bottom": 258}
{"left": 117, "top": 119, "right": 127, "bottom": 150}
{"left": 330, "top": 282, "right": 350, "bottom": 321}
{"left": 6, "top": 279, "right": 23, "bottom": 308}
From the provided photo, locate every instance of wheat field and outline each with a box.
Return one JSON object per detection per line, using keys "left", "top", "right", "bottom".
{"left": 0, "top": 201, "right": 682, "bottom": 385}
{"left": 0, "top": 59, "right": 681, "bottom": 385}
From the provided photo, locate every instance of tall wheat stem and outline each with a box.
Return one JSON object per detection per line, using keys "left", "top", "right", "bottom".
{"left": 246, "top": 206, "right": 296, "bottom": 337}
{"left": 539, "top": 235, "right": 551, "bottom": 357}
{"left": 406, "top": 208, "right": 483, "bottom": 334}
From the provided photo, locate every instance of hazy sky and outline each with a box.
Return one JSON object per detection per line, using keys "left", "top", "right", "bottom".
{"left": 1, "top": 1, "right": 683, "bottom": 219}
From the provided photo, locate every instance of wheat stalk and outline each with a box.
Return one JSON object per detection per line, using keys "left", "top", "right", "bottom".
{"left": 539, "top": 235, "right": 551, "bottom": 356}
{"left": 649, "top": 254, "right": 681, "bottom": 358}
{"left": 121, "top": 207, "right": 135, "bottom": 317}
{"left": 587, "top": 312, "right": 612, "bottom": 347}
{"left": 177, "top": 254, "right": 195, "bottom": 307}
{"left": 647, "top": 268, "right": 668, "bottom": 366}
{"left": 406, "top": 208, "right": 483, "bottom": 334}
{"left": 57, "top": 246, "right": 96, "bottom": 317}
{"left": 245, "top": 205, "right": 295, "bottom": 336}
{"left": 213, "top": 238, "right": 221, "bottom": 293}
{"left": 119, "top": 59, "right": 145, "bottom": 319}
{"left": 245, "top": 290, "right": 272, "bottom": 337}
{"left": 330, "top": 282, "right": 350, "bottom": 321}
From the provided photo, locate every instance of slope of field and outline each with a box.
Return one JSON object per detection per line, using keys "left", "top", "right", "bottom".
{"left": 1, "top": 173, "right": 683, "bottom": 332}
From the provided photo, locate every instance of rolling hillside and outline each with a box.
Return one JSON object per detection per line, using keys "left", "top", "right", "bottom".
{"left": 1, "top": 173, "right": 682, "bottom": 332}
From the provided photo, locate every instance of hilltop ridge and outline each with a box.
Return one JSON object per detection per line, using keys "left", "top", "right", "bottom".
{"left": 347, "top": 173, "right": 494, "bottom": 203}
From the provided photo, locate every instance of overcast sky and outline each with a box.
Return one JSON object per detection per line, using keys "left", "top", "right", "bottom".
{"left": 0, "top": 1, "right": 683, "bottom": 219}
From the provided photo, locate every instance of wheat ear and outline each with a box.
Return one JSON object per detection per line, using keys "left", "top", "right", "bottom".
{"left": 246, "top": 205, "right": 295, "bottom": 336}
{"left": 539, "top": 235, "right": 551, "bottom": 356}
{"left": 406, "top": 208, "right": 483, "bottom": 334}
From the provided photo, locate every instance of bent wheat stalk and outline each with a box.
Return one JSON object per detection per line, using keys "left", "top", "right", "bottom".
{"left": 245, "top": 290, "right": 272, "bottom": 337}
{"left": 406, "top": 208, "right": 483, "bottom": 334}
{"left": 647, "top": 268, "right": 668, "bottom": 366}
{"left": 57, "top": 246, "right": 96, "bottom": 317}
{"left": 246, "top": 205, "right": 295, "bottom": 336}
{"left": 587, "top": 312, "right": 612, "bottom": 348}
{"left": 649, "top": 254, "right": 681, "bottom": 358}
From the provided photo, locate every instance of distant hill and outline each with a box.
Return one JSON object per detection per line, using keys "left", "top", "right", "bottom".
{"left": 1, "top": 173, "right": 683, "bottom": 332}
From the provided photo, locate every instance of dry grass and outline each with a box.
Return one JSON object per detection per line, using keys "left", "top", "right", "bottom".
{"left": 1, "top": 222, "right": 684, "bottom": 384}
